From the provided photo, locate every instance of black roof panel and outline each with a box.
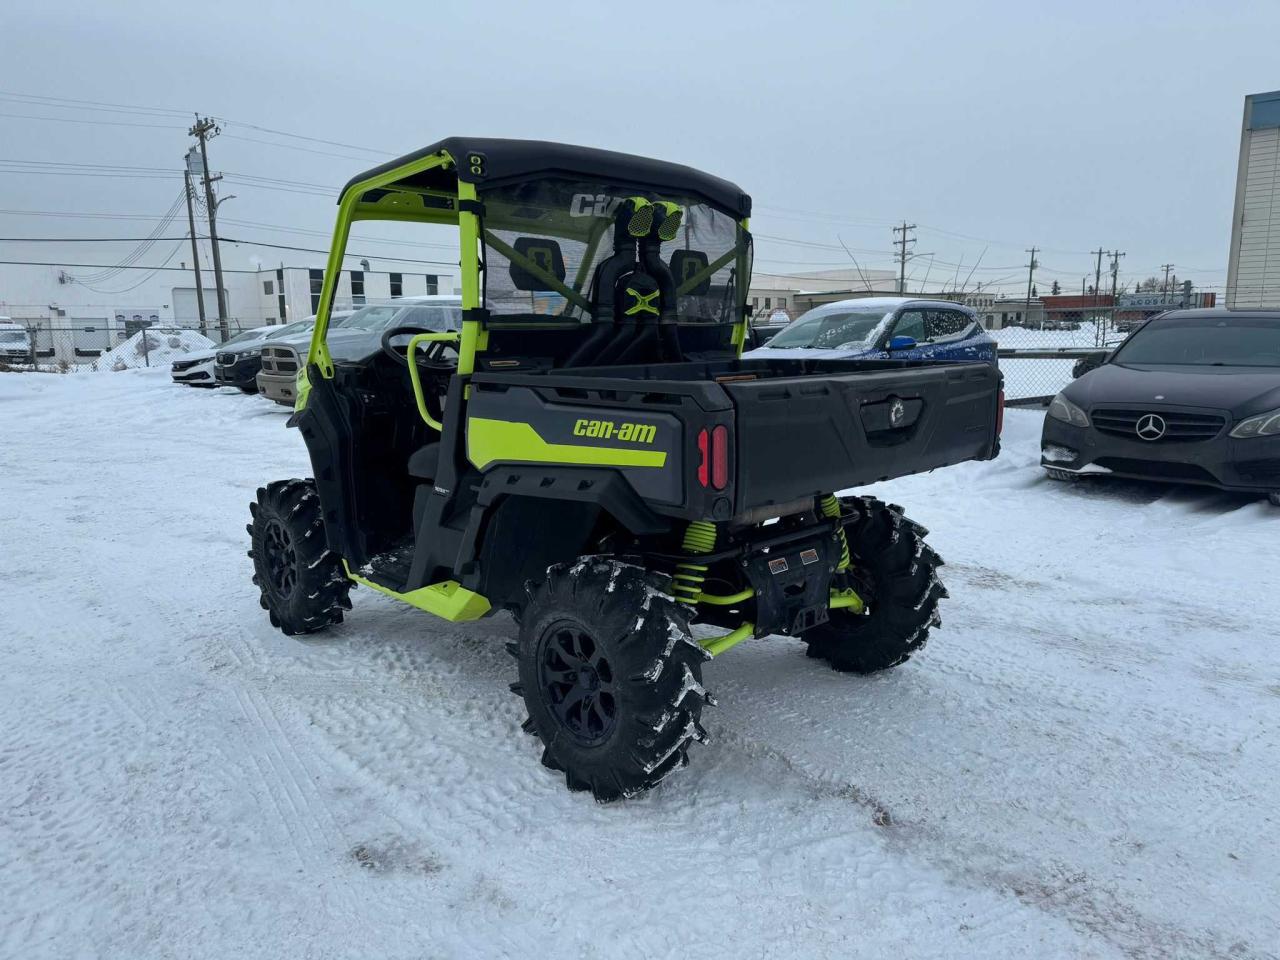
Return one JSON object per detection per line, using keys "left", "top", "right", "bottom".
{"left": 341, "top": 137, "right": 751, "bottom": 217}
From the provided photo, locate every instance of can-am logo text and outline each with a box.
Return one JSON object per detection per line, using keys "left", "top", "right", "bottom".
{"left": 569, "top": 194, "right": 624, "bottom": 218}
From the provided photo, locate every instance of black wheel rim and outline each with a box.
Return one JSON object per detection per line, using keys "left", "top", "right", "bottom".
{"left": 263, "top": 518, "right": 298, "bottom": 597}
{"left": 537, "top": 621, "right": 618, "bottom": 746}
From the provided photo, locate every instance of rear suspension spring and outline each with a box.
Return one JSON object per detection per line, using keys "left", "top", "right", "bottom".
{"left": 819, "top": 494, "right": 851, "bottom": 571}
{"left": 672, "top": 520, "right": 717, "bottom": 605}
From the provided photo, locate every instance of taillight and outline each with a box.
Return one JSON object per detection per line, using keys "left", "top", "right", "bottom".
{"left": 997, "top": 389, "right": 1005, "bottom": 436}
{"left": 696, "top": 428, "right": 710, "bottom": 487}
{"left": 711, "top": 425, "right": 729, "bottom": 490}
{"left": 696, "top": 426, "right": 730, "bottom": 490}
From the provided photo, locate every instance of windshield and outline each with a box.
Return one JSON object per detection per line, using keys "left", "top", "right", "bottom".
{"left": 1111, "top": 316, "right": 1280, "bottom": 367}
{"left": 336, "top": 303, "right": 462, "bottom": 333}
{"left": 767, "top": 305, "right": 890, "bottom": 349}
{"left": 0, "top": 331, "right": 27, "bottom": 344}
{"left": 223, "top": 328, "right": 268, "bottom": 347}
{"left": 479, "top": 177, "right": 749, "bottom": 325}
{"left": 264, "top": 319, "right": 314, "bottom": 340}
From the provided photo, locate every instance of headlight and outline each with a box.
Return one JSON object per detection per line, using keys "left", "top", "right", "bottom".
{"left": 1230, "top": 408, "right": 1280, "bottom": 439}
{"left": 1047, "top": 393, "right": 1090, "bottom": 428}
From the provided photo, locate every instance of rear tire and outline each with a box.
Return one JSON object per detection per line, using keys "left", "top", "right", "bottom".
{"left": 247, "top": 478, "right": 351, "bottom": 636}
{"left": 804, "top": 497, "right": 946, "bottom": 674}
{"left": 514, "top": 559, "right": 711, "bottom": 801}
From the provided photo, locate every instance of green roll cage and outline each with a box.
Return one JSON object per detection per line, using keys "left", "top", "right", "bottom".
{"left": 300, "top": 147, "right": 753, "bottom": 398}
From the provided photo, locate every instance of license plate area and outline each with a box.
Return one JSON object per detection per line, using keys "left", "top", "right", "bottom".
{"left": 743, "top": 535, "right": 837, "bottom": 636}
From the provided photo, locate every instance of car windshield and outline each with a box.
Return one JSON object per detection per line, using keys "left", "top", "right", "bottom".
{"left": 766, "top": 306, "right": 890, "bottom": 349}
{"left": 1111, "top": 316, "right": 1280, "bottom": 367}
{"left": 0, "top": 331, "right": 26, "bottom": 344}
{"left": 264, "top": 319, "right": 314, "bottom": 340}
{"left": 337, "top": 303, "right": 462, "bottom": 333}
{"left": 223, "top": 328, "right": 268, "bottom": 347}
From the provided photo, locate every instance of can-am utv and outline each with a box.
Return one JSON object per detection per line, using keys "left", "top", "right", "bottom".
{"left": 247, "top": 138, "right": 1003, "bottom": 800}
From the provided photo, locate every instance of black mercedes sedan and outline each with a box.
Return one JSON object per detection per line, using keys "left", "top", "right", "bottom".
{"left": 1041, "top": 308, "right": 1280, "bottom": 505}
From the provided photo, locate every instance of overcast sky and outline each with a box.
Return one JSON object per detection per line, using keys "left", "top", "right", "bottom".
{"left": 3, "top": 0, "right": 1278, "bottom": 297}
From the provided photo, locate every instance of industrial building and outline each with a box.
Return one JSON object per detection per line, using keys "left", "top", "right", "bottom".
{"left": 1227, "top": 90, "right": 1280, "bottom": 309}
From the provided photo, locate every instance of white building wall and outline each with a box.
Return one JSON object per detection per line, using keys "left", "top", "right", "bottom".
{"left": 1228, "top": 91, "right": 1280, "bottom": 309}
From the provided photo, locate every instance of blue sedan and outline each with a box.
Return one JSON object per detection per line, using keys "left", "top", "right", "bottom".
{"left": 746, "top": 296, "right": 997, "bottom": 365}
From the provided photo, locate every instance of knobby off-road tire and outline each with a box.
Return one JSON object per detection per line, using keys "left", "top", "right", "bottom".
{"left": 512, "top": 559, "right": 713, "bottom": 802}
{"left": 804, "top": 496, "right": 947, "bottom": 674}
{"left": 247, "top": 478, "right": 352, "bottom": 636}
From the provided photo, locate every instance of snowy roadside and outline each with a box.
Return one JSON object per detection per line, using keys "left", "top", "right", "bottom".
{"left": 1, "top": 370, "right": 1277, "bottom": 959}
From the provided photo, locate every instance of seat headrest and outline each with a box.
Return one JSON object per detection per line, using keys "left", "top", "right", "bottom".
{"left": 509, "top": 237, "right": 567, "bottom": 291}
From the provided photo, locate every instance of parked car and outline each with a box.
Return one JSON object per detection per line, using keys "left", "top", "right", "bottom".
{"left": 170, "top": 351, "right": 219, "bottom": 387}
{"left": 1042, "top": 308, "right": 1280, "bottom": 505}
{"left": 212, "top": 318, "right": 319, "bottom": 392}
{"left": 254, "top": 311, "right": 350, "bottom": 405}
{"left": 256, "top": 298, "right": 461, "bottom": 405}
{"left": 0, "top": 317, "right": 33, "bottom": 365}
{"left": 746, "top": 297, "right": 996, "bottom": 364}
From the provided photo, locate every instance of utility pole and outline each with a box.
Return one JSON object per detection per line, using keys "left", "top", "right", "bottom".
{"left": 1024, "top": 246, "right": 1039, "bottom": 328}
{"left": 1161, "top": 263, "right": 1174, "bottom": 298}
{"left": 1109, "top": 250, "right": 1126, "bottom": 333}
{"left": 1091, "top": 248, "right": 1106, "bottom": 344}
{"left": 892, "top": 222, "right": 916, "bottom": 294}
{"left": 182, "top": 153, "right": 207, "bottom": 337}
{"left": 1108, "top": 250, "right": 1125, "bottom": 297}
{"left": 189, "top": 115, "right": 229, "bottom": 341}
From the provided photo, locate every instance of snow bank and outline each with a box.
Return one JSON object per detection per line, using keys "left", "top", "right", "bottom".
{"left": 97, "top": 327, "right": 215, "bottom": 371}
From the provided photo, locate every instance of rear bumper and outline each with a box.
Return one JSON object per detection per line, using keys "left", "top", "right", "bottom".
{"left": 1041, "top": 416, "right": 1280, "bottom": 492}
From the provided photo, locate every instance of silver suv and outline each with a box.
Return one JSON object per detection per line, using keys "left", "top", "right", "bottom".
{"left": 257, "top": 298, "right": 462, "bottom": 405}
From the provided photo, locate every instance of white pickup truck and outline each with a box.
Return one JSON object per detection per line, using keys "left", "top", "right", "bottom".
{"left": 0, "top": 318, "right": 33, "bottom": 365}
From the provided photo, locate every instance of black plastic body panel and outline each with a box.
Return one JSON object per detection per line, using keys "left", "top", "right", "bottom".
{"left": 724, "top": 360, "right": 1001, "bottom": 509}
{"left": 472, "top": 356, "right": 1000, "bottom": 516}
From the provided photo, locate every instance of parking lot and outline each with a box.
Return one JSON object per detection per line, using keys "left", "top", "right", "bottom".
{"left": 2, "top": 369, "right": 1276, "bottom": 959}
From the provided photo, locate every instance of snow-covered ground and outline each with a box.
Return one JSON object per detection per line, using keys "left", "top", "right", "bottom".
{"left": 2, "top": 370, "right": 1277, "bottom": 960}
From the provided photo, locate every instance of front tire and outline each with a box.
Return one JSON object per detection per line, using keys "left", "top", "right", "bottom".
{"left": 514, "top": 559, "right": 711, "bottom": 802}
{"left": 247, "top": 479, "right": 351, "bottom": 636}
{"left": 804, "top": 497, "right": 946, "bottom": 674}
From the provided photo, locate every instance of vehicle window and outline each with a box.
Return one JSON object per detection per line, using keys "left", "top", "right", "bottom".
{"left": 264, "top": 319, "right": 313, "bottom": 340}
{"left": 223, "top": 328, "right": 266, "bottom": 346}
{"left": 396, "top": 305, "right": 463, "bottom": 332}
{"left": 335, "top": 305, "right": 401, "bottom": 331}
{"left": 1111, "top": 316, "right": 1280, "bottom": 367}
{"left": 925, "top": 310, "right": 973, "bottom": 341}
{"left": 480, "top": 177, "right": 748, "bottom": 326}
{"left": 892, "top": 310, "right": 927, "bottom": 341}
{"left": 0, "top": 331, "right": 27, "bottom": 344}
{"left": 767, "top": 306, "right": 890, "bottom": 349}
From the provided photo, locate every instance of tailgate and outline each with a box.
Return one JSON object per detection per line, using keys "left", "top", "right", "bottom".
{"left": 724, "top": 361, "right": 1000, "bottom": 509}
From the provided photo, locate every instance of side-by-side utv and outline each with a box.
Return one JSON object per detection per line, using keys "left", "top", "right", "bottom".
{"left": 247, "top": 138, "right": 1002, "bottom": 800}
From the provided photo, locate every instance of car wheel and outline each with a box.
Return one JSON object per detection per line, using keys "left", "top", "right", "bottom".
{"left": 1268, "top": 492, "right": 1280, "bottom": 507}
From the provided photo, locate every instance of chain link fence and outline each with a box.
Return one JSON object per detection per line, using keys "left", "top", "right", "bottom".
{"left": 0, "top": 320, "right": 262, "bottom": 374}
{"left": 993, "top": 318, "right": 1125, "bottom": 406}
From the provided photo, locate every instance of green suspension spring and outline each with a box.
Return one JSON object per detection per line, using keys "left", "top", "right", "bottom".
{"left": 672, "top": 520, "right": 717, "bottom": 604}
{"left": 820, "top": 494, "right": 851, "bottom": 571}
